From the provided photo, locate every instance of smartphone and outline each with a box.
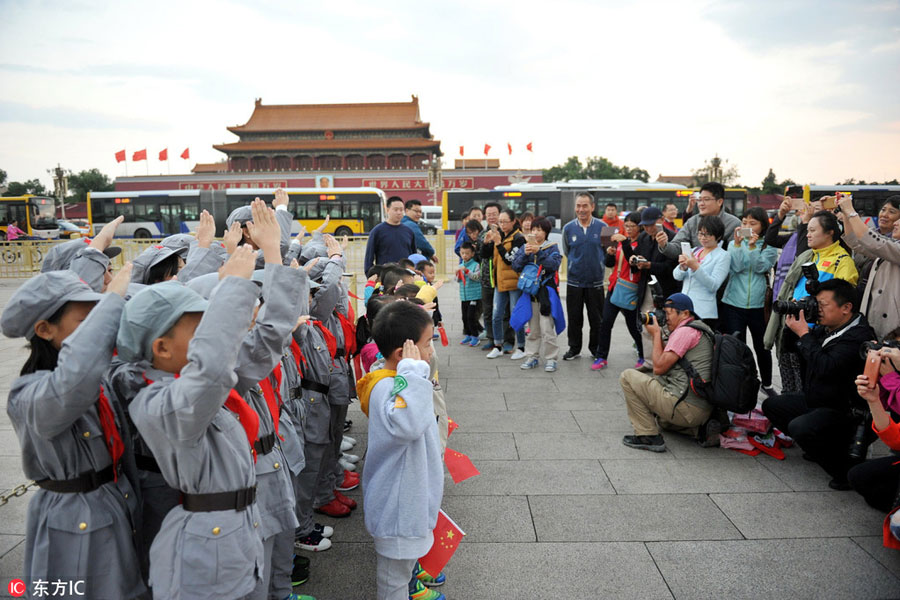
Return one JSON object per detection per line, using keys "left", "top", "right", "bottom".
{"left": 680, "top": 242, "right": 693, "bottom": 257}
{"left": 821, "top": 195, "right": 837, "bottom": 210}
{"left": 526, "top": 233, "right": 537, "bottom": 245}
{"left": 791, "top": 197, "right": 807, "bottom": 211}
{"left": 740, "top": 227, "right": 753, "bottom": 239}
{"left": 863, "top": 350, "right": 881, "bottom": 389}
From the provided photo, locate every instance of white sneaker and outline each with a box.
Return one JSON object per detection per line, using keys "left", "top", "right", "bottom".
{"left": 339, "top": 458, "right": 356, "bottom": 472}
{"left": 342, "top": 452, "right": 360, "bottom": 464}
{"left": 544, "top": 360, "right": 558, "bottom": 372}
{"left": 340, "top": 439, "right": 354, "bottom": 452}
{"left": 343, "top": 435, "right": 357, "bottom": 446}
{"left": 294, "top": 531, "right": 332, "bottom": 552}
{"left": 510, "top": 348, "right": 527, "bottom": 360}
{"left": 486, "top": 347, "right": 503, "bottom": 359}
{"left": 314, "top": 523, "right": 334, "bottom": 538}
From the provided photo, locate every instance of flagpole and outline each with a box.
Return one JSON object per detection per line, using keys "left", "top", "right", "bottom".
{"left": 124, "top": 151, "right": 128, "bottom": 177}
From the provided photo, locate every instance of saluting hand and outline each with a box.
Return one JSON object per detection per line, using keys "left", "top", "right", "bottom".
{"left": 91, "top": 215, "right": 124, "bottom": 251}
{"left": 196, "top": 210, "right": 215, "bottom": 248}
{"left": 107, "top": 262, "right": 133, "bottom": 297}
{"left": 223, "top": 221, "right": 243, "bottom": 255}
{"left": 273, "top": 188, "right": 289, "bottom": 209}
{"left": 401, "top": 338, "right": 421, "bottom": 361}
{"left": 246, "top": 199, "right": 281, "bottom": 263}
{"left": 219, "top": 245, "right": 257, "bottom": 280}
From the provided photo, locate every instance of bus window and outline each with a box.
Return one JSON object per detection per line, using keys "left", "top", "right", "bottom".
{"left": 182, "top": 202, "right": 200, "bottom": 221}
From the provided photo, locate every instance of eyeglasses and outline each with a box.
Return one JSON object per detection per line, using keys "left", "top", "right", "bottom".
{"left": 697, "top": 196, "right": 716, "bottom": 203}
{"left": 697, "top": 231, "right": 713, "bottom": 238}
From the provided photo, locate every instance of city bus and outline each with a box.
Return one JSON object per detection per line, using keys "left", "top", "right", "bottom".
{"left": 0, "top": 195, "right": 59, "bottom": 240}
{"left": 88, "top": 187, "right": 387, "bottom": 237}
{"left": 441, "top": 182, "right": 748, "bottom": 231}
{"left": 784, "top": 184, "right": 900, "bottom": 229}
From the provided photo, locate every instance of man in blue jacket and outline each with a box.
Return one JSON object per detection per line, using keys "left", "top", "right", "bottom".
{"left": 561, "top": 192, "right": 606, "bottom": 360}
{"left": 364, "top": 197, "right": 417, "bottom": 272}
{"left": 402, "top": 199, "right": 438, "bottom": 264}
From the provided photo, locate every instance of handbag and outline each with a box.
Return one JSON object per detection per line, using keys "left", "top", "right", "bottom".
{"left": 609, "top": 249, "right": 638, "bottom": 310}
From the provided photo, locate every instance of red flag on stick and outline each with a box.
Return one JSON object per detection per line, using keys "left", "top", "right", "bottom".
{"left": 447, "top": 417, "right": 458, "bottom": 437}
{"left": 419, "top": 509, "right": 465, "bottom": 576}
{"left": 526, "top": 142, "right": 533, "bottom": 152}
{"left": 483, "top": 144, "right": 491, "bottom": 156}
{"left": 133, "top": 149, "right": 147, "bottom": 161}
{"left": 159, "top": 148, "right": 168, "bottom": 161}
{"left": 507, "top": 142, "right": 512, "bottom": 155}
{"left": 458, "top": 145, "right": 464, "bottom": 157}
{"left": 115, "top": 149, "right": 126, "bottom": 163}
{"left": 181, "top": 147, "right": 190, "bottom": 160}
{"left": 444, "top": 448, "right": 479, "bottom": 483}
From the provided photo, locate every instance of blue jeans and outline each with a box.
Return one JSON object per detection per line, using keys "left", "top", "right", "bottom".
{"left": 492, "top": 288, "right": 525, "bottom": 348}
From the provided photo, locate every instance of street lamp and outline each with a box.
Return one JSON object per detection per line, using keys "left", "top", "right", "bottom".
{"left": 422, "top": 157, "right": 443, "bottom": 205}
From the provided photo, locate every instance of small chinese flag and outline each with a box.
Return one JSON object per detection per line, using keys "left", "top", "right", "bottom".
{"left": 447, "top": 417, "right": 458, "bottom": 437}
{"left": 444, "top": 447, "right": 479, "bottom": 483}
{"left": 419, "top": 509, "right": 465, "bottom": 576}
{"left": 115, "top": 149, "right": 126, "bottom": 163}
{"left": 507, "top": 142, "right": 512, "bottom": 155}
{"left": 483, "top": 144, "right": 491, "bottom": 156}
{"left": 159, "top": 148, "right": 168, "bottom": 161}
{"left": 133, "top": 149, "right": 147, "bottom": 162}
{"left": 526, "top": 142, "right": 533, "bottom": 152}
{"left": 459, "top": 145, "right": 464, "bottom": 157}
{"left": 181, "top": 147, "right": 190, "bottom": 160}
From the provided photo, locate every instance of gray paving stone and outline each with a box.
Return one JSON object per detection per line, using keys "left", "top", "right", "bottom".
{"left": 445, "top": 432, "right": 518, "bottom": 460}
{"left": 0, "top": 535, "right": 25, "bottom": 588}
{"left": 0, "top": 457, "right": 25, "bottom": 491}
{"left": 442, "top": 392, "right": 507, "bottom": 411}
{"left": 440, "top": 366, "right": 498, "bottom": 379}
{"left": 663, "top": 433, "right": 753, "bottom": 460}
{"left": 710, "top": 491, "right": 886, "bottom": 539}
{"left": 0, "top": 484, "right": 28, "bottom": 535}
{"left": 442, "top": 377, "right": 558, "bottom": 395}
{"left": 647, "top": 538, "right": 900, "bottom": 599}
{"left": 572, "top": 409, "right": 636, "bottom": 432}
{"left": 601, "top": 458, "right": 791, "bottom": 494}
{"left": 755, "top": 448, "right": 834, "bottom": 491}
{"left": 441, "top": 495, "right": 536, "bottom": 542}
{"left": 446, "top": 409, "right": 580, "bottom": 433}
{"left": 297, "top": 541, "right": 375, "bottom": 599}
{"left": 0, "top": 534, "right": 24, "bottom": 559}
{"left": 442, "top": 542, "right": 673, "bottom": 599}
{"left": 852, "top": 535, "right": 900, "bottom": 579}
{"left": 530, "top": 494, "right": 743, "bottom": 542}
{"left": 443, "top": 459, "right": 615, "bottom": 496}
{"left": 0, "top": 429, "right": 21, "bottom": 457}
{"left": 514, "top": 432, "right": 674, "bottom": 460}
{"left": 504, "top": 391, "right": 620, "bottom": 411}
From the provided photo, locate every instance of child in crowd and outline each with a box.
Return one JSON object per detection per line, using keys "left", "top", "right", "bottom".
{"left": 415, "top": 259, "right": 444, "bottom": 337}
{"left": 356, "top": 301, "right": 446, "bottom": 600}
{"left": 457, "top": 241, "right": 483, "bottom": 346}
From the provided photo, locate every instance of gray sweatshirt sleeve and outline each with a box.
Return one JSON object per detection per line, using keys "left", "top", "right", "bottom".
{"left": 69, "top": 247, "right": 110, "bottom": 292}
{"left": 309, "top": 257, "right": 344, "bottom": 322}
{"left": 10, "top": 294, "right": 124, "bottom": 439}
{"left": 275, "top": 207, "right": 294, "bottom": 260}
{"left": 374, "top": 358, "right": 435, "bottom": 442}
{"left": 133, "top": 277, "right": 258, "bottom": 443}
{"left": 232, "top": 264, "right": 304, "bottom": 394}
{"left": 177, "top": 245, "right": 225, "bottom": 283}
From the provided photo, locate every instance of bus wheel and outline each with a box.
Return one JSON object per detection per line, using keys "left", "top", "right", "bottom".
{"left": 334, "top": 226, "right": 352, "bottom": 237}
{"left": 134, "top": 229, "right": 151, "bottom": 239}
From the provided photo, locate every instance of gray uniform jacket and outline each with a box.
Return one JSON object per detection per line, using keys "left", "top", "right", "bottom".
{"left": 127, "top": 277, "right": 265, "bottom": 600}
{"left": 313, "top": 257, "right": 353, "bottom": 407}
{"left": 177, "top": 244, "right": 225, "bottom": 283}
{"left": 7, "top": 294, "right": 146, "bottom": 600}
{"left": 292, "top": 277, "right": 335, "bottom": 446}
{"left": 660, "top": 210, "right": 742, "bottom": 260}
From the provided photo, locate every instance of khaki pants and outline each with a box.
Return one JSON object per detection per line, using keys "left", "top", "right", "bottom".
{"left": 524, "top": 300, "right": 560, "bottom": 361}
{"left": 619, "top": 368, "right": 711, "bottom": 436}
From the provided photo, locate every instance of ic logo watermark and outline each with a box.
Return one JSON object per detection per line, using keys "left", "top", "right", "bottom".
{"left": 7, "top": 579, "right": 86, "bottom": 597}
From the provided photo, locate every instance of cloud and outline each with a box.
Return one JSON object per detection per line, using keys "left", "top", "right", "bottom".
{"left": 0, "top": 100, "right": 164, "bottom": 130}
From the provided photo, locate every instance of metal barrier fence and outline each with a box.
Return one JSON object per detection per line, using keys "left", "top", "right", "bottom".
{"left": 0, "top": 235, "right": 566, "bottom": 281}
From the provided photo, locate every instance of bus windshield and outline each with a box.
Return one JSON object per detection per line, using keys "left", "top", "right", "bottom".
{"left": 31, "top": 197, "right": 58, "bottom": 228}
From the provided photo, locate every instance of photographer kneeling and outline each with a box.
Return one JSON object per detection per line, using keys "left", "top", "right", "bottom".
{"left": 619, "top": 293, "right": 714, "bottom": 452}
{"left": 762, "top": 278, "right": 876, "bottom": 490}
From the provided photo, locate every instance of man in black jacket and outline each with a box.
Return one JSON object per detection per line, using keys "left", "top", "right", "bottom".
{"left": 762, "top": 278, "right": 876, "bottom": 489}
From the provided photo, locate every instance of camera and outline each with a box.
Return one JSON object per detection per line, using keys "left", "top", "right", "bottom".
{"left": 859, "top": 339, "right": 900, "bottom": 360}
{"left": 772, "top": 296, "right": 819, "bottom": 323}
{"left": 848, "top": 408, "right": 874, "bottom": 461}
{"left": 639, "top": 310, "right": 666, "bottom": 326}
{"left": 800, "top": 262, "right": 820, "bottom": 296}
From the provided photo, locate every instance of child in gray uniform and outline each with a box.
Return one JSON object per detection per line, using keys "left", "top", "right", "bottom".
{"left": 119, "top": 245, "right": 266, "bottom": 600}
{"left": 2, "top": 266, "right": 146, "bottom": 600}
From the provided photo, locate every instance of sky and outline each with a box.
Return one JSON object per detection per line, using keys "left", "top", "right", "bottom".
{"left": 1, "top": 0, "right": 898, "bottom": 191}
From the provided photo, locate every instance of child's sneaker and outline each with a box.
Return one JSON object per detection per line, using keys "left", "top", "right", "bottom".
{"left": 634, "top": 358, "right": 645, "bottom": 369}
{"left": 294, "top": 530, "right": 332, "bottom": 552}
{"left": 410, "top": 579, "right": 445, "bottom": 600}
{"left": 415, "top": 562, "right": 446, "bottom": 587}
{"left": 520, "top": 357, "right": 539, "bottom": 370}
{"left": 468, "top": 337, "right": 480, "bottom": 347}
{"left": 285, "top": 594, "right": 317, "bottom": 600}
{"left": 460, "top": 335, "right": 473, "bottom": 345}
{"left": 291, "top": 554, "right": 310, "bottom": 586}
{"left": 591, "top": 358, "right": 608, "bottom": 371}
{"left": 544, "top": 360, "right": 558, "bottom": 372}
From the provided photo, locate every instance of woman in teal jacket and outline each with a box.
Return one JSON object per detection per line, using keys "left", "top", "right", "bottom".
{"left": 721, "top": 206, "right": 778, "bottom": 396}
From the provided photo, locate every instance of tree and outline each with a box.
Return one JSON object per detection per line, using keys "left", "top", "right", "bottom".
{"left": 0, "top": 168, "right": 6, "bottom": 186}
{"left": 544, "top": 155, "right": 650, "bottom": 183}
{"left": 67, "top": 168, "right": 114, "bottom": 204}
{"left": 761, "top": 168, "right": 781, "bottom": 194}
{"left": 691, "top": 155, "right": 740, "bottom": 186}
{"left": 3, "top": 179, "right": 46, "bottom": 196}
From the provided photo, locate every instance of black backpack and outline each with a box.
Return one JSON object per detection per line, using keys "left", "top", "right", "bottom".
{"left": 675, "top": 323, "right": 760, "bottom": 415}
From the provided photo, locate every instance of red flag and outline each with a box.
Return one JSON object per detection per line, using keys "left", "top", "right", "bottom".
{"left": 115, "top": 149, "right": 126, "bottom": 163}
{"left": 507, "top": 142, "right": 512, "bottom": 155}
{"left": 159, "top": 148, "right": 168, "bottom": 161}
{"left": 181, "top": 147, "right": 190, "bottom": 160}
{"left": 483, "top": 144, "right": 491, "bottom": 156}
{"left": 419, "top": 510, "right": 465, "bottom": 576}
{"left": 447, "top": 417, "right": 458, "bottom": 437}
{"left": 444, "top": 447, "right": 480, "bottom": 483}
{"left": 459, "top": 145, "right": 464, "bottom": 157}
{"left": 526, "top": 142, "right": 533, "bottom": 152}
{"left": 133, "top": 149, "right": 147, "bottom": 161}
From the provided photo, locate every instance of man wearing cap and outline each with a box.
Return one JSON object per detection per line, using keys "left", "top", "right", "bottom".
{"left": 401, "top": 199, "right": 438, "bottom": 263}
{"left": 364, "top": 197, "right": 416, "bottom": 272}
{"left": 619, "top": 293, "right": 715, "bottom": 452}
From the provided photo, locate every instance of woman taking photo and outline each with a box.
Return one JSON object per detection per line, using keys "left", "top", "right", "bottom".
{"left": 673, "top": 215, "right": 731, "bottom": 331}
{"left": 482, "top": 208, "right": 526, "bottom": 359}
{"left": 721, "top": 207, "right": 778, "bottom": 396}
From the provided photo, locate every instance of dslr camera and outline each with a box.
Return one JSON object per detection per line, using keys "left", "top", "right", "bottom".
{"left": 859, "top": 339, "right": 900, "bottom": 359}
{"left": 639, "top": 276, "right": 667, "bottom": 326}
{"left": 772, "top": 262, "right": 820, "bottom": 323}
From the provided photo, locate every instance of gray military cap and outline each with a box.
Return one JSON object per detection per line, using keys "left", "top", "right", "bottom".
{"left": 41, "top": 238, "right": 122, "bottom": 273}
{"left": 117, "top": 281, "right": 208, "bottom": 362}
{"left": 225, "top": 205, "right": 253, "bottom": 229}
{"left": 1, "top": 271, "right": 104, "bottom": 339}
{"left": 131, "top": 245, "right": 178, "bottom": 285}
{"left": 160, "top": 234, "right": 196, "bottom": 259}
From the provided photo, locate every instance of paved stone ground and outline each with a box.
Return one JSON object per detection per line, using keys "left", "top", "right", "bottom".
{"left": 0, "top": 278, "right": 899, "bottom": 599}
